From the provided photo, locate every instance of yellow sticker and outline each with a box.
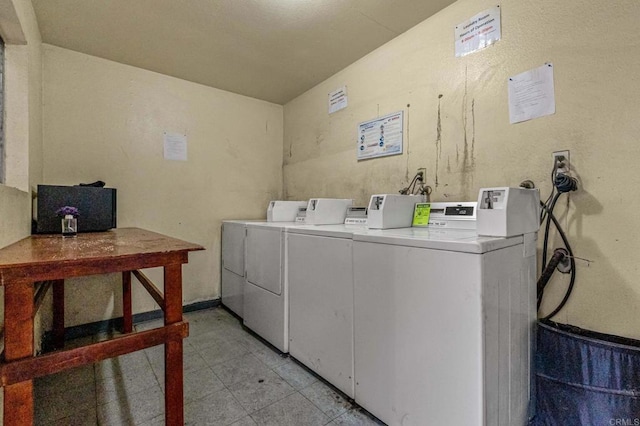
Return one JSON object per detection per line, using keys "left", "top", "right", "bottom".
{"left": 412, "top": 203, "right": 431, "bottom": 227}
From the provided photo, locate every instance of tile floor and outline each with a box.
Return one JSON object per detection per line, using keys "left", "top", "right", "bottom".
{"left": 35, "top": 307, "right": 384, "bottom": 425}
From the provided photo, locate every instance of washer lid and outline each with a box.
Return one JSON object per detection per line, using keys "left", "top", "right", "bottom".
{"left": 221, "top": 219, "right": 265, "bottom": 225}
{"left": 287, "top": 224, "right": 368, "bottom": 239}
{"left": 352, "top": 227, "right": 523, "bottom": 253}
{"left": 245, "top": 221, "right": 301, "bottom": 230}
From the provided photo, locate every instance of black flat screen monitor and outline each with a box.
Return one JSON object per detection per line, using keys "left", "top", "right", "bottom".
{"left": 36, "top": 185, "right": 117, "bottom": 234}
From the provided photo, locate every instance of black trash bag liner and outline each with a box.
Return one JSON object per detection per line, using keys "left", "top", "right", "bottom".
{"left": 534, "top": 319, "right": 640, "bottom": 426}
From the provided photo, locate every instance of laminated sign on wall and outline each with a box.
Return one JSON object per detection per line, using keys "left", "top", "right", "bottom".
{"left": 455, "top": 6, "right": 501, "bottom": 57}
{"left": 357, "top": 111, "right": 403, "bottom": 161}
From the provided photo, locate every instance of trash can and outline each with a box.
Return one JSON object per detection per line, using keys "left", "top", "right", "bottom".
{"left": 534, "top": 320, "right": 640, "bottom": 425}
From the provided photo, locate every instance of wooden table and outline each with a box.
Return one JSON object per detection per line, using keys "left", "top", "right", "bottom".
{"left": 0, "top": 228, "right": 204, "bottom": 425}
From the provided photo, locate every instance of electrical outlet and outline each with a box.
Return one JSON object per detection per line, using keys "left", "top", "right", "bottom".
{"left": 552, "top": 150, "right": 570, "bottom": 175}
{"left": 417, "top": 167, "right": 426, "bottom": 182}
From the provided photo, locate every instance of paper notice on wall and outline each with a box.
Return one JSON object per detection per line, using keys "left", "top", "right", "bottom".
{"left": 329, "top": 86, "right": 348, "bottom": 114}
{"left": 508, "top": 63, "right": 556, "bottom": 124}
{"left": 455, "top": 6, "right": 501, "bottom": 57}
{"left": 357, "top": 111, "right": 403, "bottom": 161}
{"left": 163, "top": 132, "right": 188, "bottom": 161}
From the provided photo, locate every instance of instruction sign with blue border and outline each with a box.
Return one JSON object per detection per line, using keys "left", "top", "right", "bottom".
{"left": 357, "top": 111, "right": 403, "bottom": 161}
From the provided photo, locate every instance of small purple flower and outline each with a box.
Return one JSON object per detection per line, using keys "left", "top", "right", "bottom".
{"left": 56, "top": 206, "right": 79, "bottom": 217}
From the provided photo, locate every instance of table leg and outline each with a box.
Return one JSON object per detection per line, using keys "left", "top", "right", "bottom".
{"left": 4, "top": 279, "right": 35, "bottom": 425}
{"left": 53, "top": 279, "right": 65, "bottom": 349}
{"left": 122, "top": 271, "right": 133, "bottom": 333}
{"left": 164, "top": 263, "right": 184, "bottom": 425}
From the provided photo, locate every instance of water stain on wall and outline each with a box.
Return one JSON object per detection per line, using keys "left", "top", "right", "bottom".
{"left": 435, "top": 94, "right": 443, "bottom": 187}
{"left": 405, "top": 103, "right": 411, "bottom": 181}
{"left": 459, "top": 67, "right": 477, "bottom": 197}
{"left": 471, "top": 99, "right": 476, "bottom": 164}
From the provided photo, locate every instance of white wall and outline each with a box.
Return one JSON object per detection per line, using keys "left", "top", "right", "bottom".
{"left": 42, "top": 45, "right": 283, "bottom": 326}
{"left": 283, "top": 0, "right": 640, "bottom": 339}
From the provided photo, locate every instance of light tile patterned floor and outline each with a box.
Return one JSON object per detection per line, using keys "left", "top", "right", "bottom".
{"left": 34, "top": 307, "right": 384, "bottom": 425}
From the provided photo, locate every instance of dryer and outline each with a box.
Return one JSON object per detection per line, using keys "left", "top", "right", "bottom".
{"left": 221, "top": 201, "right": 306, "bottom": 318}
{"left": 221, "top": 220, "right": 254, "bottom": 317}
{"left": 352, "top": 226, "right": 537, "bottom": 426}
{"left": 244, "top": 199, "right": 352, "bottom": 352}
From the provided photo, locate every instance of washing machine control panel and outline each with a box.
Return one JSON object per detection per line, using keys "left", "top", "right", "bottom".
{"left": 415, "top": 201, "right": 478, "bottom": 229}
{"left": 344, "top": 206, "right": 368, "bottom": 225}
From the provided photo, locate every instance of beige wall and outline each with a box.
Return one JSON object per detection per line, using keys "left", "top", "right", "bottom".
{"left": 284, "top": 0, "right": 640, "bottom": 339}
{"left": 0, "top": 0, "right": 43, "bottom": 348}
{"left": 42, "top": 45, "right": 283, "bottom": 326}
{"left": 2, "top": 0, "right": 42, "bottom": 192}
{"left": 0, "top": 0, "right": 42, "bottom": 422}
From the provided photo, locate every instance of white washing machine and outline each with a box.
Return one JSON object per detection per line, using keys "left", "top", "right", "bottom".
{"left": 287, "top": 222, "right": 368, "bottom": 398}
{"left": 352, "top": 227, "right": 536, "bottom": 426}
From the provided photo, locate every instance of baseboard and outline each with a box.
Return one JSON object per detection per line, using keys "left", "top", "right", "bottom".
{"left": 41, "top": 298, "right": 220, "bottom": 350}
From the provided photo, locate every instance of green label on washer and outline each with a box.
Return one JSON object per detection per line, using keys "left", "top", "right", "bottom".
{"left": 412, "top": 203, "right": 431, "bottom": 227}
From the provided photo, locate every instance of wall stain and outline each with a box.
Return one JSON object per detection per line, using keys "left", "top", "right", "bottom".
{"left": 456, "top": 145, "right": 459, "bottom": 164}
{"left": 447, "top": 156, "right": 451, "bottom": 173}
{"left": 405, "top": 103, "right": 411, "bottom": 182}
{"left": 459, "top": 67, "right": 476, "bottom": 197}
{"left": 289, "top": 139, "right": 293, "bottom": 158}
{"left": 471, "top": 99, "right": 476, "bottom": 167}
{"left": 435, "top": 94, "right": 443, "bottom": 187}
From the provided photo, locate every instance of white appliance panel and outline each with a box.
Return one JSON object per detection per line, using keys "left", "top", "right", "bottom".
{"left": 353, "top": 238, "right": 533, "bottom": 426}
{"left": 305, "top": 198, "right": 353, "bottom": 225}
{"left": 267, "top": 200, "right": 308, "bottom": 222}
{"left": 246, "top": 227, "right": 283, "bottom": 295}
{"left": 243, "top": 222, "right": 301, "bottom": 353}
{"left": 243, "top": 279, "right": 287, "bottom": 351}
{"left": 354, "top": 242, "right": 484, "bottom": 425}
{"left": 222, "top": 221, "right": 245, "bottom": 276}
{"left": 481, "top": 245, "right": 537, "bottom": 425}
{"left": 288, "top": 233, "right": 355, "bottom": 397}
{"left": 221, "top": 268, "right": 244, "bottom": 317}
{"left": 221, "top": 220, "right": 254, "bottom": 318}
{"left": 354, "top": 227, "right": 521, "bottom": 253}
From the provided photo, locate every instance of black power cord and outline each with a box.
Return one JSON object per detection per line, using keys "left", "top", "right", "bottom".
{"left": 536, "top": 165, "right": 579, "bottom": 320}
{"left": 399, "top": 173, "right": 420, "bottom": 195}
{"left": 400, "top": 170, "right": 430, "bottom": 196}
{"left": 554, "top": 172, "right": 578, "bottom": 193}
{"left": 538, "top": 201, "right": 577, "bottom": 320}
{"left": 541, "top": 192, "right": 562, "bottom": 272}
